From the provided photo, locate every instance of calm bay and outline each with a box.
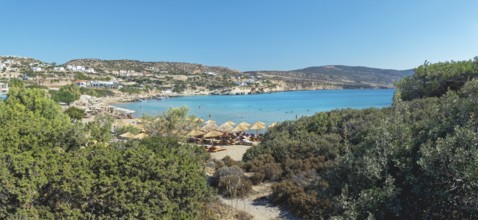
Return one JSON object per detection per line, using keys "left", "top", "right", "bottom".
{"left": 115, "top": 89, "right": 395, "bottom": 126}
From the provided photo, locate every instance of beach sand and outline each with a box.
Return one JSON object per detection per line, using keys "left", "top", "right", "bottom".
{"left": 209, "top": 144, "right": 255, "bottom": 161}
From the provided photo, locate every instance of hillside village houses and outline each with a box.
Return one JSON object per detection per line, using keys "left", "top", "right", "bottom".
{"left": 54, "top": 67, "right": 65, "bottom": 72}
{"left": 32, "top": 67, "right": 43, "bottom": 72}
{"left": 66, "top": 65, "right": 96, "bottom": 73}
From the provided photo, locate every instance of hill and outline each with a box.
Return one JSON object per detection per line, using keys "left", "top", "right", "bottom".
{"left": 64, "top": 59, "right": 241, "bottom": 75}
{"left": 247, "top": 65, "right": 414, "bottom": 89}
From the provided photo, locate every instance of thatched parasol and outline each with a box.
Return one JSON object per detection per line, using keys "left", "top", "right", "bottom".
{"left": 250, "top": 121, "right": 266, "bottom": 130}
{"left": 238, "top": 122, "right": 250, "bottom": 127}
{"left": 134, "top": 133, "right": 148, "bottom": 139}
{"left": 250, "top": 121, "right": 266, "bottom": 135}
{"left": 203, "top": 131, "right": 224, "bottom": 138}
{"left": 231, "top": 125, "right": 249, "bottom": 133}
{"left": 188, "top": 130, "right": 205, "bottom": 137}
{"left": 204, "top": 120, "right": 216, "bottom": 125}
{"left": 217, "top": 123, "right": 234, "bottom": 132}
{"left": 119, "top": 132, "right": 136, "bottom": 139}
{"left": 268, "top": 122, "right": 278, "bottom": 129}
{"left": 194, "top": 118, "right": 205, "bottom": 123}
{"left": 201, "top": 123, "right": 218, "bottom": 132}
{"left": 224, "top": 121, "right": 236, "bottom": 126}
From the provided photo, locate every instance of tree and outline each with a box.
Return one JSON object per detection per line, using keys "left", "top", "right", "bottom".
{"left": 64, "top": 106, "right": 85, "bottom": 122}
{"left": 51, "top": 84, "right": 81, "bottom": 105}
{"left": 0, "top": 85, "right": 214, "bottom": 219}
{"left": 142, "top": 106, "right": 200, "bottom": 138}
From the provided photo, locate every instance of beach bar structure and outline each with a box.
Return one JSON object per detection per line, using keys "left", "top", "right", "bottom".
{"left": 107, "top": 106, "right": 135, "bottom": 118}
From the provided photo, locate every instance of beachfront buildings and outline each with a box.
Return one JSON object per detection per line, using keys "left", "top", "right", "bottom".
{"left": 90, "top": 81, "right": 119, "bottom": 89}
{"left": 66, "top": 65, "right": 96, "bottom": 73}
{"left": 74, "top": 80, "right": 120, "bottom": 89}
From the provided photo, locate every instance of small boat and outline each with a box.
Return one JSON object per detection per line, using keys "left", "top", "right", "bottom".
{"left": 138, "top": 99, "right": 147, "bottom": 102}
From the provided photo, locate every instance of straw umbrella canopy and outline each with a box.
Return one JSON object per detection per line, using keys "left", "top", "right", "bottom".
{"left": 238, "top": 122, "right": 250, "bottom": 127}
{"left": 119, "top": 132, "right": 136, "bottom": 139}
{"left": 188, "top": 130, "right": 205, "bottom": 137}
{"left": 194, "top": 118, "right": 205, "bottom": 123}
{"left": 217, "top": 123, "right": 234, "bottom": 133}
{"left": 250, "top": 122, "right": 266, "bottom": 130}
{"left": 134, "top": 133, "right": 149, "bottom": 139}
{"left": 250, "top": 121, "right": 266, "bottom": 135}
{"left": 231, "top": 125, "right": 249, "bottom": 133}
{"left": 201, "top": 123, "right": 218, "bottom": 132}
{"left": 203, "top": 131, "right": 224, "bottom": 138}
{"left": 224, "top": 120, "right": 236, "bottom": 126}
{"left": 204, "top": 120, "right": 216, "bottom": 125}
{"left": 268, "top": 122, "right": 278, "bottom": 129}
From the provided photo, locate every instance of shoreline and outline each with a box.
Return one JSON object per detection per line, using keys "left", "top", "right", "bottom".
{"left": 106, "top": 86, "right": 396, "bottom": 105}
{"left": 72, "top": 87, "right": 395, "bottom": 119}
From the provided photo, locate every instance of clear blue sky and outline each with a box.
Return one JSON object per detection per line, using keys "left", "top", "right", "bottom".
{"left": 1, "top": 0, "right": 477, "bottom": 71}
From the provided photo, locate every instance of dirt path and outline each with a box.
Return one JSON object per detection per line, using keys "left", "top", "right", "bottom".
{"left": 209, "top": 144, "right": 301, "bottom": 219}
{"left": 218, "top": 183, "right": 300, "bottom": 220}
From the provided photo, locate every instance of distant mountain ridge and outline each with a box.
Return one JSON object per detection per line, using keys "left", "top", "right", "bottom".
{"left": 246, "top": 65, "right": 414, "bottom": 88}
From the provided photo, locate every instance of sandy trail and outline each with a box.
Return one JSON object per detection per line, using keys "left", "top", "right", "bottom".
{"left": 209, "top": 144, "right": 253, "bottom": 161}
{"left": 218, "top": 184, "right": 300, "bottom": 220}
{"left": 209, "top": 145, "right": 301, "bottom": 220}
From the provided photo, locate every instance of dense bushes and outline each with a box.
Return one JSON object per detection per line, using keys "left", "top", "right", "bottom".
{"left": 212, "top": 166, "right": 252, "bottom": 198}
{"left": 0, "top": 85, "right": 213, "bottom": 219}
{"left": 80, "top": 87, "right": 115, "bottom": 97}
{"left": 397, "top": 57, "right": 478, "bottom": 101}
{"left": 243, "top": 58, "right": 478, "bottom": 219}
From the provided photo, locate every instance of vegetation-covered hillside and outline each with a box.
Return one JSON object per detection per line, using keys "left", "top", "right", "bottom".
{"left": 242, "top": 57, "right": 478, "bottom": 219}
{"left": 65, "top": 59, "right": 241, "bottom": 75}
{"left": 246, "top": 65, "right": 413, "bottom": 89}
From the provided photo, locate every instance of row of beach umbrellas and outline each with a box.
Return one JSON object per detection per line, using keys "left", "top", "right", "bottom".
{"left": 189, "top": 120, "right": 278, "bottom": 138}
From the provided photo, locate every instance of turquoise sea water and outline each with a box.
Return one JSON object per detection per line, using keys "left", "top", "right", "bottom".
{"left": 116, "top": 89, "right": 394, "bottom": 126}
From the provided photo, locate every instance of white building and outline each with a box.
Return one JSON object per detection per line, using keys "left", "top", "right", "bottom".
{"left": 32, "top": 67, "right": 43, "bottom": 72}
{"left": 4, "top": 60, "right": 16, "bottom": 65}
{"left": 205, "top": 72, "right": 217, "bottom": 76}
{"left": 54, "top": 67, "right": 65, "bottom": 72}
{"left": 85, "top": 68, "right": 96, "bottom": 73}
{"left": 75, "top": 80, "right": 88, "bottom": 87}
{"left": 90, "top": 81, "right": 119, "bottom": 88}
{"left": 66, "top": 65, "right": 86, "bottom": 72}
{"left": 0, "top": 83, "right": 8, "bottom": 95}
{"left": 0, "top": 63, "right": 6, "bottom": 70}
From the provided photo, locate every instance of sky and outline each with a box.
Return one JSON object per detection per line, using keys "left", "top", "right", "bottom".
{"left": 1, "top": 0, "right": 477, "bottom": 71}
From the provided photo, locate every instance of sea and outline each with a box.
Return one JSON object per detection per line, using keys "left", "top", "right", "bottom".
{"left": 115, "top": 89, "right": 395, "bottom": 127}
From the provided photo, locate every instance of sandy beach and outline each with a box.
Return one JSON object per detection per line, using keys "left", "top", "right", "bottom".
{"left": 209, "top": 144, "right": 254, "bottom": 161}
